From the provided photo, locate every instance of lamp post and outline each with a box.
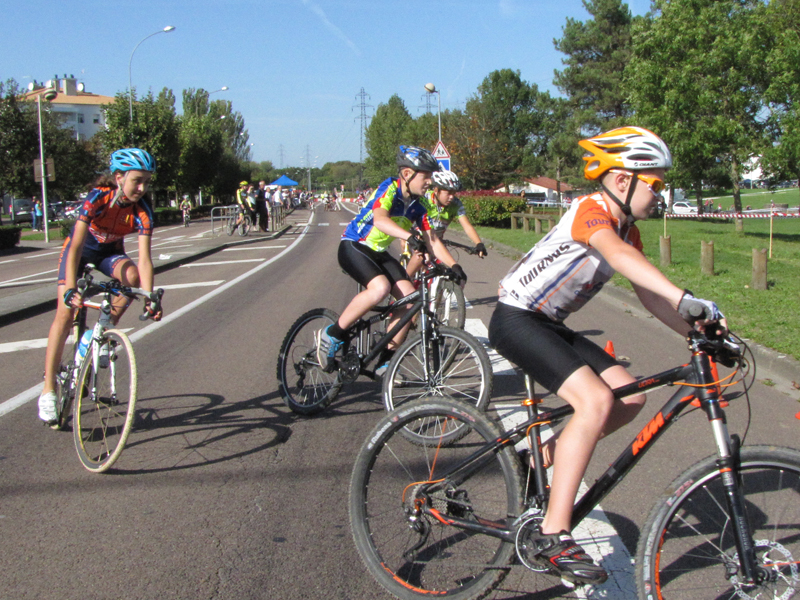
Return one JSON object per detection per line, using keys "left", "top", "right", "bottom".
{"left": 196, "top": 86, "right": 228, "bottom": 116}
{"left": 128, "top": 26, "right": 176, "bottom": 134}
{"left": 424, "top": 83, "right": 442, "bottom": 142}
{"left": 37, "top": 87, "right": 57, "bottom": 243}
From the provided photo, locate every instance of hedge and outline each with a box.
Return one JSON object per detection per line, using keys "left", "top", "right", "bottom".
{"left": 460, "top": 194, "right": 527, "bottom": 227}
{"left": 0, "top": 225, "right": 23, "bottom": 250}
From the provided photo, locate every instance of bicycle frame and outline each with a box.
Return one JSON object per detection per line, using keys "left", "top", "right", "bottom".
{"left": 349, "top": 265, "right": 445, "bottom": 379}
{"left": 415, "top": 336, "right": 764, "bottom": 583}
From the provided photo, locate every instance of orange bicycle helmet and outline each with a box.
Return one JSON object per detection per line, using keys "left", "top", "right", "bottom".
{"left": 579, "top": 126, "right": 672, "bottom": 180}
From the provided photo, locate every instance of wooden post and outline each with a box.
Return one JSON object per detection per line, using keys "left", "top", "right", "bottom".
{"left": 660, "top": 235, "right": 671, "bottom": 267}
{"left": 534, "top": 217, "right": 542, "bottom": 234}
{"left": 752, "top": 249, "right": 767, "bottom": 290}
{"left": 547, "top": 218, "right": 556, "bottom": 230}
{"left": 735, "top": 217, "right": 744, "bottom": 233}
{"left": 523, "top": 215, "right": 530, "bottom": 233}
{"left": 511, "top": 214, "right": 517, "bottom": 230}
{"left": 701, "top": 240, "right": 714, "bottom": 276}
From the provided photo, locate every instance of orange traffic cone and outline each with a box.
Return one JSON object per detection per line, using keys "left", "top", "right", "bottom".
{"left": 795, "top": 410, "right": 800, "bottom": 420}
{"left": 604, "top": 340, "right": 616, "bottom": 358}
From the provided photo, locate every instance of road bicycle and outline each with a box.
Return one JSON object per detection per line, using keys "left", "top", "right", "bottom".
{"left": 350, "top": 328, "right": 800, "bottom": 600}
{"left": 399, "top": 238, "right": 481, "bottom": 330}
{"left": 276, "top": 260, "right": 493, "bottom": 434}
{"left": 51, "top": 264, "right": 164, "bottom": 473}
{"left": 227, "top": 206, "right": 252, "bottom": 236}
{"left": 182, "top": 208, "right": 190, "bottom": 227}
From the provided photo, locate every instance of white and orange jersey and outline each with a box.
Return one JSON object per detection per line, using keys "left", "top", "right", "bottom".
{"left": 498, "top": 193, "right": 643, "bottom": 322}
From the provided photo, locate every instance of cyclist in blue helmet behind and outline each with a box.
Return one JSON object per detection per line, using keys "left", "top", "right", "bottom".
{"left": 317, "top": 145, "right": 466, "bottom": 376}
{"left": 38, "top": 148, "right": 163, "bottom": 425}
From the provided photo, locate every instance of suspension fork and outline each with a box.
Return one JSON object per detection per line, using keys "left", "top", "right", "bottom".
{"left": 696, "top": 351, "right": 763, "bottom": 584}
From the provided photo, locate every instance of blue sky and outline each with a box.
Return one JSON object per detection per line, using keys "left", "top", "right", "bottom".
{"left": 3, "top": 0, "right": 650, "bottom": 169}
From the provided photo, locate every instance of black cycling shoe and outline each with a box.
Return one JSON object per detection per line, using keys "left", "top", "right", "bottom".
{"left": 522, "top": 529, "right": 608, "bottom": 585}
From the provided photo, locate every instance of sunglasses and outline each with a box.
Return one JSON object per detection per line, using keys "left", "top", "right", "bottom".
{"left": 610, "top": 170, "right": 665, "bottom": 196}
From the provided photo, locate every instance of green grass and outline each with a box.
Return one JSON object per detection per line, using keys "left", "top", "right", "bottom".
{"left": 699, "top": 187, "right": 799, "bottom": 210}
{"left": 456, "top": 215, "right": 800, "bottom": 361}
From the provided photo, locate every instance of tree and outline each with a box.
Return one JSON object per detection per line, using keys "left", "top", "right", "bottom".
{"left": 0, "top": 79, "right": 102, "bottom": 205}
{"left": 96, "top": 88, "right": 180, "bottom": 198}
{"left": 364, "top": 95, "right": 413, "bottom": 185}
{"left": 446, "top": 70, "right": 543, "bottom": 189}
{"left": 554, "top": 0, "right": 634, "bottom": 132}
{"left": 627, "top": 0, "right": 770, "bottom": 212}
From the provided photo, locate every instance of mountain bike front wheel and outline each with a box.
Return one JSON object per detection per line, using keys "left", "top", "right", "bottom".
{"left": 239, "top": 215, "right": 252, "bottom": 236}
{"left": 382, "top": 326, "right": 492, "bottom": 445}
{"left": 277, "top": 308, "right": 342, "bottom": 415}
{"left": 73, "top": 330, "right": 137, "bottom": 473}
{"left": 636, "top": 445, "right": 800, "bottom": 600}
{"left": 431, "top": 279, "right": 466, "bottom": 329}
{"left": 350, "top": 397, "right": 523, "bottom": 600}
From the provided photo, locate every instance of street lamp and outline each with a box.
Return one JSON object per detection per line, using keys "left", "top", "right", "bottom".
{"left": 424, "top": 82, "right": 442, "bottom": 142}
{"left": 196, "top": 86, "right": 228, "bottom": 116}
{"left": 128, "top": 26, "right": 176, "bottom": 132}
{"left": 37, "top": 86, "right": 57, "bottom": 243}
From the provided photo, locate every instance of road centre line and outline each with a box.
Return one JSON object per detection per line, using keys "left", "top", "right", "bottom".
{"left": 157, "top": 280, "right": 225, "bottom": 290}
{"left": 0, "top": 277, "right": 57, "bottom": 289}
{"left": 0, "top": 210, "right": 314, "bottom": 419}
{"left": 179, "top": 259, "right": 264, "bottom": 267}
{"left": 318, "top": 223, "right": 330, "bottom": 226}
{"left": 221, "top": 245, "right": 287, "bottom": 251}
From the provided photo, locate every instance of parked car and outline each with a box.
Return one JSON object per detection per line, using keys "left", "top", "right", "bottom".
{"left": 671, "top": 201, "right": 698, "bottom": 214}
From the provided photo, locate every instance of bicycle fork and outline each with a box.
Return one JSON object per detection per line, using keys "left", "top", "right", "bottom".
{"left": 696, "top": 352, "right": 765, "bottom": 586}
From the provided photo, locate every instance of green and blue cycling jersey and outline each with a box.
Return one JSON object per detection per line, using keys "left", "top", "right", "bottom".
{"left": 421, "top": 191, "right": 467, "bottom": 236}
{"left": 341, "top": 177, "right": 432, "bottom": 252}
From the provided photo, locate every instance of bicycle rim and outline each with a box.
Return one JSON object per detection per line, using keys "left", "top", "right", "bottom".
{"left": 350, "top": 398, "right": 523, "bottom": 600}
{"left": 277, "top": 308, "right": 342, "bottom": 415}
{"left": 383, "top": 327, "right": 492, "bottom": 444}
{"left": 73, "top": 331, "right": 137, "bottom": 473}
{"left": 637, "top": 446, "right": 800, "bottom": 600}
{"left": 432, "top": 279, "right": 466, "bottom": 329}
{"left": 239, "top": 216, "right": 251, "bottom": 236}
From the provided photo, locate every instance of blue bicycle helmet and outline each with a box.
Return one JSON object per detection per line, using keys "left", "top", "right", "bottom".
{"left": 110, "top": 148, "right": 156, "bottom": 173}
{"left": 396, "top": 145, "right": 439, "bottom": 172}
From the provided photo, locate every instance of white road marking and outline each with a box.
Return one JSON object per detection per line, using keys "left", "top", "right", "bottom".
{"left": 221, "top": 245, "right": 286, "bottom": 251}
{"left": 339, "top": 223, "right": 350, "bottom": 226}
{"left": 0, "top": 328, "right": 133, "bottom": 354}
{"left": 318, "top": 223, "right": 329, "bottom": 226}
{"left": 0, "top": 210, "right": 315, "bottom": 419}
{"left": 179, "top": 259, "right": 264, "bottom": 267}
{"left": 156, "top": 281, "right": 225, "bottom": 290}
{"left": 25, "top": 251, "right": 60, "bottom": 258}
{"left": 0, "top": 268, "right": 58, "bottom": 286}
{"left": 464, "top": 318, "right": 516, "bottom": 375}
{"left": 0, "top": 259, "right": 19, "bottom": 264}
{"left": 0, "top": 277, "right": 57, "bottom": 288}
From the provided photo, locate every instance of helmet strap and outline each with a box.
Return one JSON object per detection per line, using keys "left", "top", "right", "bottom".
{"left": 399, "top": 169, "right": 422, "bottom": 200}
{"left": 600, "top": 174, "right": 639, "bottom": 224}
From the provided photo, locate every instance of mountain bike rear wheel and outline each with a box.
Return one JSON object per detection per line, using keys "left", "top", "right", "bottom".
{"left": 350, "top": 397, "right": 523, "bottom": 600}
{"left": 636, "top": 445, "right": 800, "bottom": 600}
{"left": 277, "top": 308, "right": 343, "bottom": 415}
{"left": 73, "top": 330, "right": 137, "bottom": 473}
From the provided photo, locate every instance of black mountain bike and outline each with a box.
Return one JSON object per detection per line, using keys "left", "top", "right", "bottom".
{"left": 276, "top": 261, "right": 493, "bottom": 432}
{"left": 349, "top": 329, "right": 800, "bottom": 600}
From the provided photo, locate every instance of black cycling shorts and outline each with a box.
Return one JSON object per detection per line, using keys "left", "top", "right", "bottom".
{"left": 488, "top": 301, "right": 619, "bottom": 394}
{"left": 57, "top": 236, "right": 128, "bottom": 286}
{"left": 338, "top": 240, "right": 409, "bottom": 289}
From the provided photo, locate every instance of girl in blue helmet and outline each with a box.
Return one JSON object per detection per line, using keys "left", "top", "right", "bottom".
{"left": 38, "top": 148, "right": 162, "bottom": 425}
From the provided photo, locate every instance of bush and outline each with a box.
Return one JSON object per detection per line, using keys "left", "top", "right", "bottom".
{"left": 154, "top": 207, "right": 182, "bottom": 224}
{"left": 0, "top": 225, "right": 23, "bottom": 250}
{"left": 460, "top": 194, "right": 526, "bottom": 227}
{"left": 59, "top": 219, "right": 75, "bottom": 239}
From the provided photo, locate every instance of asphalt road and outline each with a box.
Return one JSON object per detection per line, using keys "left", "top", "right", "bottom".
{"left": 1, "top": 204, "right": 798, "bottom": 600}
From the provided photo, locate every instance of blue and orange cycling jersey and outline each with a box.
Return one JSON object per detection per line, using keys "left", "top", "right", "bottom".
{"left": 341, "top": 177, "right": 431, "bottom": 252}
{"left": 76, "top": 187, "right": 154, "bottom": 252}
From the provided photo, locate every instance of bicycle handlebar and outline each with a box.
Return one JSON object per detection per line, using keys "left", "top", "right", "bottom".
{"left": 77, "top": 264, "right": 165, "bottom": 322}
{"left": 443, "top": 239, "right": 480, "bottom": 255}
{"left": 688, "top": 329, "right": 742, "bottom": 368}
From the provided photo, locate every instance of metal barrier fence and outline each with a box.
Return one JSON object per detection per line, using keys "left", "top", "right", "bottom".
{"left": 210, "top": 204, "right": 287, "bottom": 236}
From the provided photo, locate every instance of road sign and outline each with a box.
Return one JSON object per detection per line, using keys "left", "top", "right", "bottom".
{"left": 432, "top": 140, "right": 450, "bottom": 160}
{"left": 33, "top": 158, "right": 55, "bottom": 182}
{"left": 437, "top": 159, "right": 451, "bottom": 171}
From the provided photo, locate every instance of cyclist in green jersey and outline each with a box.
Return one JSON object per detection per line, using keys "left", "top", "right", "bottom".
{"left": 405, "top": 170, "right": 486, "bottom": 278}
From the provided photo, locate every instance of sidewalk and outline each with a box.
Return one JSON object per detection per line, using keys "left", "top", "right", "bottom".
{"left": 0, "top": 216, "right": 296, "bottom": 327}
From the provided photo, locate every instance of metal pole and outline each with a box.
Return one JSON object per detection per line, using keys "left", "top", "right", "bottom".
{"left": 128, "top": 26, "right": 175, "bottom": 139}
{"left": 436, "top": 90, "right": 442, "bottom": 142}
{"left": 37, "top": 94, "right": 50, "bottom": 243}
